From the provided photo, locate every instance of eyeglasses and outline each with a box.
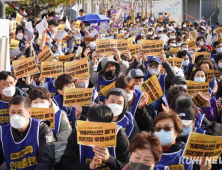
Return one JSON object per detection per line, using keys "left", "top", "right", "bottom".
{"left": 148, "top": 62, "right": 159, "bottom": 67}
{"left": 154, "top": 126, "right": 174, "bottom": 132}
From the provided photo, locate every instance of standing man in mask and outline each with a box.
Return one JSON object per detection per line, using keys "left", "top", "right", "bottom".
{"left": 89, "top": 49, "right": 129, "bottom": 102}
{"left": 0, "top": 96, "right": 55, "bottom": 169}
{"left": 0, "top": 71, "right": 27, "bottom": 125}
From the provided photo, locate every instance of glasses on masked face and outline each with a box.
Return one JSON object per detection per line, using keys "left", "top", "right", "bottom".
{"left": 154, "top": 126, "right": 174, "bottom": 132}
{"left": 148, "top": 62, "right": 159, "bottom": 67}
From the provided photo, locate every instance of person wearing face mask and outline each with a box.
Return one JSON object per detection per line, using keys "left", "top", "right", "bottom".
{"left": 196, "top": 36, "right": 212, "bottom": 52}
{"left": 189, "top": 68, "right": 207, "bottom": 83}
{"left": 177, "top": 50, "right": 191, "bottom": 78}
{"left": 122, "top": 132, "right": 162, "bottom": 170}
{"left": 105, "top": 88, "right": 140, "bottom": 141}
{"left": 171, "top": 76, "right": 187, "bottom": 90}
{"left": 29, "top": 87, "right": 71, "bottom": 169}
{"left": 115, "top": 76, "right": 154, "bottom": 131}
{"left": 152, "top": 110, "right": 193, "bottom": 169}
{"left": 61, "top": 105, "right": 130, "bottom": 170}
{"left": 214, "top": 54, "right": 222, "bottom": 73}
{"left": 0, "top": 96, "right": 55, "bottom": 170}
{"left": 0, "top": 71, "right": 28, "bottom": 125}
{"left": 155, "top": 30, "right": 163, "bottom": 40}
{"left": 52, "top": 74, "right": 84, "bottom": 128}
{"left": 89, "top": 49, "right": 129, "bottom": 102}
{"left": 211, "top": 41, "right": 222, "bottom": 60}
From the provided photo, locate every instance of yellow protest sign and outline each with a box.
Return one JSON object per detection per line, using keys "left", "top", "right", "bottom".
{"left": 141, "top": 40, "right": 163, "bottom": 56}
{"left": 64, "top": 58, "right": 89, "bottom": 78}
{"left": 12, "top": 57, "right": 39, "bottom": 78}
{"left": 57, "top": 24, "right": 65, "bottom": 33}
{"left": 117, "top": 34, "right": 125, "bottom": 39}
{"left": 186, "top": 39, "right": 197, "bottom": 49}
{"left": 182, "top": 132, "right": 222, "bottom": 162}
{"left": 157, "top": 17, "right": 164, "bottom": 22}
{"left": 63, "top": 88, "right": 93, "bottom": 107}
{"left": 82, "top": 36, "right": 97, "bottom": 42}
{"left": 37, "top": 46, "right": 54, "bottom": 62}
{"left": 206, "top": 70, "right": 214, "bottom": 82}
{"left": 140, "top": 75, "right": 163, "bottom": 105}
{"left": 77, "top": 120, "right": 117, "bottom": 147}
{"left": 10, "top": 39, "right": 20, "bottom": 51}
{"left": 75, "top": 20, "right": 81, "bottom": 29}
{"left": 192, "top": 92, "right": 207, "bottom": 108}
{"left": 100, "top": 81, "right": 116, "bottom": 97}
{"left": 16, "top": 13, "right": 23, "bottom": 24}
{"left": 169, "top": 48, "right": 183, "bottom": 53}
{"left": 127, "top": 37, "right": 133, "bottom": 44}
{"left": 117, "top": 39, "right": 128, "bottom": 54}
{"left": 215, "top": 70, "right": 221, "bottom": 79}
{"left": 128, "top": 44, "right": 137, "bottom": 58}
{"left": 96, "top": 39, "right": 117, "bottom": 55}
{"left": 216, "top": 27, "right": 222, "bottom": 35}
{"left": 168, "top": 165, "right": 184, "bottom": 170}
{"left": 186, "top": 80, "right": 209, "bottom": 96}
{"left": 58, "top": 53, "right": 74, "bottom": 62}
{"left": 166, "top": 57, "right": 183, "bottom": 68}
{"left": 189, "top": 30, "right": 198, "bottom": 40}
{"left": 41, "top": 62, "right": 63, "bottom": 77}
{"left": 62, "top": 34, "right": 71, "bottom": 43}
{"left": 31, "top": 108, "right": 55, "bottom": 128}
{"left": 194, "top": 52, "right": 210, "bottom": 59}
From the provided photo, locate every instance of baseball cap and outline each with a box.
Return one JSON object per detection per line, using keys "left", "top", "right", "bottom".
{"left": 48, "top": 19, "right": 59, "bottom": 26}
{"left": 171, "top": 76, "right": 186, "bottom": 85}
{"left": 178, "top": 112, "right": 195, "bottom": 126}
{"left": 147, "top": 56, "right": 162, "bottom": 64}
{"left": 127, "top": 69, "right": 144, "bottom": 78}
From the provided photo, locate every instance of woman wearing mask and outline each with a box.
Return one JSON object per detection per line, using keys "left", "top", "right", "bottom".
{"left": 152, "top": 110, "right": 193, "bottom": 169}
{"left": 122, "top": 132, "right": 162, "bottom": 170}
{"left": 196, "top": 36, "right": 212, "bottom": 52}
{"left": 115, "top": 76, "right": 154, "bottom": 131}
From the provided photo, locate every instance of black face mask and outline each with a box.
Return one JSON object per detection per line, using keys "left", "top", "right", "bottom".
{"left": 130, "top": 162, "right": 152, "bottom": 170}
{"left": 105, "top": 70, "right": 115, "bottom": 80}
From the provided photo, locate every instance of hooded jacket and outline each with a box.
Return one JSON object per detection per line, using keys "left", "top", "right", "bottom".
{"left": 106, "top": 88, "right": 140, "bottom": 141}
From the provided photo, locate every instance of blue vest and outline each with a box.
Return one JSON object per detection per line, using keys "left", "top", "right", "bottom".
{"left": 52, "top": 110, "right": 62, "bottom": 137}
{"left": 209, "top": 76, "right": 216, "bottom": 89}
{"left": 131, "top": 90, "right": 143, "bottom": 117}
{"left": 1, "top": 118, "right": 40, "bottom": 170}
{"left": 53, "top": 94, "right": 76, "bottom": 128}
{"left": 194, "top": 127, "right": 206, "bottom": 134}
{"left": 117, "top": 112, "right": 134, "bottom": 138}
{"left": 195, "top": 113, "right": 204, "bottom": 129}
{"left": 155, "top": 149, "right": 193, "bottom": 170}
{"left": 79, "top": 125, "right": 122, "bottom": 170}
{"left": 97, "top": 76, "right": 118, "bottom": 101}
{"left": 0, "top": 100, "right": 9, "bottom": 125}
{"left": 47, "top": 81, "right": 57, "bottom": 98}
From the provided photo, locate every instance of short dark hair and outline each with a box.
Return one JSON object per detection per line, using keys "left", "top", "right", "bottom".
{"left": 29, "top": 87, "right": 51, "bottom": 102}
{"left": 9, "top": 96, "right": 31, "bottom": 110}
{"left": 105, "top": 91, "right": 122, "bottom": 100}
{"left": 197, "top": 59, "right": 214, "bottom": 69}
{"left": 79, "top": 9, "right": 85, "bottom": 13}
{"left": 213, "top": 41, "right": 220, "bottom": 48}
{"left": 177, "top": 50, "right": 188, "bottom": 58}
{"left": 55, "top": 74, "right": 73, "bottom": 90}
{"left": 189, "top": 68, "right": 207, "bottom": 82}
{"left": 41, "top": 13, "right": 48, "bottom": 20}
{"left": 0, "top": 71, "right": 16, "bottom": 81}
{"left": 115, "top": 76, "right": 135, "bottom": 90}
{"left": 129, "top": 132, "right": 162, "bottom": 163}
{"left": 215, "top": 54, "right": 222, "bottom": 64}
{"left": 152, "top": 110, "right": 183, "bottom": 134}
{"left": 48, "top": 11, "right": 55, "bottom": 17}
{"left": 87, "top": 105, "right": 113, "bottom": 122}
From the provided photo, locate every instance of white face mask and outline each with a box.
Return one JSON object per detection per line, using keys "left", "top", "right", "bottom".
{"left": 134, "top": 85, "right": 142, "bottom": 92}
{"left": 10, "top": 114, "right": 27, "bottom": 129}
{"left": 147, "top": 32, "right": 153, "bottom": 35}
{"left": 16, "top": 33, "right": 23, "bottom": 40}
{"left": 155, "top": 130, "right": 175, "bottom": 146}
{"left": 170, "top": 35, "right": 175, "bottom": 39}
{"left": 107, "top": 103, "right": 123, "bottom": 117}
{"left": 77, "top": 81, "right": 89, "bottom": 88}
{"left": 32, "top": 103, "right": 49, "bottom": 108}
{"left": 182, "top": 48, "right": 188, "bottom": 51}
{"left": 217, "top": 47, "right": 222, "bottom": 54}
{"left": 194, "top": 77, "right": 205, "bottom": 82}
{"left": 199, "top": 41, "right": 205, "bottom": 46}
{"left": 175, "top": 84, "right": 187, "bottom": 90}
{"left": 170, "top": 43, "right": 176, "bottom": 47}
{"left": 53, "top": 27, "right": 58, "bottom": 33}
{"left": 137, "top": 40, "right": 141, "bottom": 44}
{"left": 93, "top": 65, "right": 98, "bottom": 71}
{"left": 186, "top": 39, "right": 190, "bottom": 41}
{"left": 183, "top": 60, "right": 189, "bottom": 66}
{"left": 218, "top": 63, "right": 222, "bottom": 69}
{"left": 158, "top": 34, "right": 163, "bottom": 38}
{"left": 2, "top": 87, "right": 16, "bottom": 98}
{"left": 177, "top": 42, "right": 182, "bottom": 47}
{"left": 148, "top": 68, "right": 160, "bottom": 76}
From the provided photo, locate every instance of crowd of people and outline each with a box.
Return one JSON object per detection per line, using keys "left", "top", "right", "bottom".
{"left": 2, "top": 5, "right": 222, "bottom": 170}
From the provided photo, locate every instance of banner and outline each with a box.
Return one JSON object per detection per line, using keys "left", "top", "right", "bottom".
{"left": 182, "top": 132, "right": 222, "bottom": 162}
{"left": 63, "top": 88, "right": 93, "bottom": 107}
{"left": 12, "top": 57, "right": 39, "bottom": 78}
{"left": 206, "top": 70, "right": 214, "bottom": 82}
{"left": 96, "top": 39, "right": 117, "bottom": 55}
{"left": 194, "top": 52, "right": 210, "bottom": 59}
{"left": 64, "top": 58, "right": 89, "bottom": 78}
{"left": 31, "top": 108, "right": 55, "bottom": 128}
{"left": 109, "top": 24, "right": 120, "bottom": 33}
{"left": 128, "top": 44, "right": 141, "bottom": 58}
{"left": 10, "top": 39, "right": 20, "bottom": 51}
{"left": 41, "top": 62, "right": 63, "bottom": 77}
{"left": 77, "top": 120, "right": 117, "bottom": 147}
{"left": 116, "top": 17, "right": 124, "bottom": 24}
{"left": 186, "top": 39, "right": 197, "bottom": 49}
{"left": 186, "top": 80, "right": 209, "bottom": 96}
{"left": 117, "top": 39, "right": 128, "bottom": 54}
{"left": 58, "top": 53, "right": 74, "bottom": 62}
{"left": 37, "top": 46, "right": 53, "bottom": 62}
{"left": 129, "top": 28, "right": 141, "bottom": 36}
{"left": 215, "top": 70, "right": 221, "bottom": 80}
{"left": 192, "top": 93, "right": 207, "bottom": 109}
{"left": 141, "top": 40, "right": 164, "bottom": 56}
{"left": 166, "top": 57, "right": 183, "bottom": 68}
{"left": 100, "top": 81, "right": 116, "bottom": 97}
{"left": 16, "top": 13, "right": 23, "bottom": 24}
{"left": 169, "top": 48, "right": 183, "bottom": 53}
{"left": 82, "top": 36, "right": 97, "bottom": 42}
{"left": 100, "top": 25, "right": 110, "bottom": 34}
{"left": 140, "top": 75, "right": 163, "bottom": 105}
{"left": 111, "top": 10, "right": 122, "bottom": 20}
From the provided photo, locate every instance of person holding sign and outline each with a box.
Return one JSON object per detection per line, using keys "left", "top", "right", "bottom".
{"left": 177, "top": 50, "right": 192, "bottom": 78}
{"left": 61, "top": 105, "right": 130, "bottom": 170}
{"left": 0, "top": 71, "right": 27, "bottom": 125}
{"left": 53, "top": 74, "right": 84, "bottom": 128}
{"left": 28, "top": 87, "right": 71, "bottom": 168}
{"left": 0, "top": 96, "right": 55, "bottom": 169}
{"left": 105, "top": 88, "right": 140, "bottom": 141}
{"left": 89, "top": 49, "right": 129, "bottom": 102}
{"left": 152, "top": 110, "right": 193, "bottom": 169}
